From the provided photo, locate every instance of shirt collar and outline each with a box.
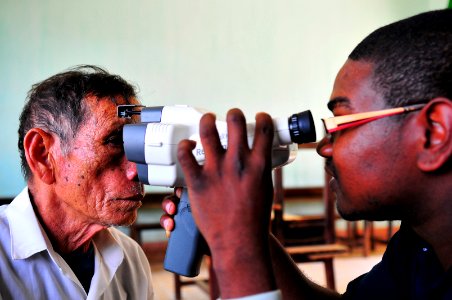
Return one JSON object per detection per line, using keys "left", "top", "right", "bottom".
{"left": 5, "top": 187, "right": 126, "bottom": 285}
{"left": 5, "top": 187, "right": 51, "bottom": 259}
{"left": 93, "top": 229, "right": 125, "bottom": 275}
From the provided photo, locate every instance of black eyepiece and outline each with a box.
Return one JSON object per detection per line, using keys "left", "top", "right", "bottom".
{"left": 288, "top": 110, "right": 316, "bottom": 144}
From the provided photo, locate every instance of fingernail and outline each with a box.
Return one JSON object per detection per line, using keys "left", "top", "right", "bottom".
{"left": 165, "top": 202, "right": 174, "bottom": 214}
{"left": 163, "top": 219, "right": 171, "bottom": 230}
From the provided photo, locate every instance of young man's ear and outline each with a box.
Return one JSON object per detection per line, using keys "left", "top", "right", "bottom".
{"left": 417, "top": 98, "right": 452, "bottom": 172}
{"left": 23, "top": 128, "right": 56, "bottom": 184}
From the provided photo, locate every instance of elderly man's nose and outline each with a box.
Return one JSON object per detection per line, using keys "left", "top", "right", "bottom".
{"left": 125, "top": 160, "right": 139, "bottom": 181}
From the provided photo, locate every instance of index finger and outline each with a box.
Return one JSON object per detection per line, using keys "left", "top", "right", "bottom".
{"left": 252, "top": 112, "right": 274, "bottom": 162}
{"left": 177, "top": 139, "right": 202, "bottom": 186}
{"left": 199, "top": 113, "right": 225, "bottom": 166}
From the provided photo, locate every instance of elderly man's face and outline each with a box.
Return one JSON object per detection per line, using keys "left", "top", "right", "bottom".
{"left": 52, "top": 96, "right": 144, "bottom": 226}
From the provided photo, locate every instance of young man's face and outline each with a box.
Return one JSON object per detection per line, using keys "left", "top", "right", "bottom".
{"left": 318, "top": 59, "right": 416, "bottom": 221}
{"left": 52, "top": 96, "right": 144, "bottom": 227}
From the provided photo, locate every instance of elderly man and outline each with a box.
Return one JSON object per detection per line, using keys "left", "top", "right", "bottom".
{"left": 1, "top": 66, "right": 153, "bottom": 299}
{"left": 163, "top": 9, "right": 452, "bottom": 300}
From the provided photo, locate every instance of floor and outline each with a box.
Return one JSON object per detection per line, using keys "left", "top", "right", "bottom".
{"left": 144, "top": 246, "right": 385, "bottom": 300}
{"left": 120, "top": 197, "right": 399, "bottom": 300}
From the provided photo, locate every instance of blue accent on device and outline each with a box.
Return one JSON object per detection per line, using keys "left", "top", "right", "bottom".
{"left": 163, "top": 188, "right": 208, "bottom": 277}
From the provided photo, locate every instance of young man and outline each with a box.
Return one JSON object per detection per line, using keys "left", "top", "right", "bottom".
{"left": 1, "top": 66, "right": 153, "bottom": 299}
{"left": 163, "top": 9, "right": 452, "bottom": 299}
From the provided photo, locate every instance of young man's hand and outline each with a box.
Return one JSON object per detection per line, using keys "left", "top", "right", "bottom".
{"left": 176, "top": 108, "right": 277, "bottom": 298}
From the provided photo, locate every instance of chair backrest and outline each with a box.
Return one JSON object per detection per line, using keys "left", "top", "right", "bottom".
{"left": 271, "top": 143, "right": 338, "bottom": 246}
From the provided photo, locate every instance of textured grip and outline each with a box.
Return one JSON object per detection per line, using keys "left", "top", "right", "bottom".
{"left": 163, "top": 188, "right": 208, "bottom": 277}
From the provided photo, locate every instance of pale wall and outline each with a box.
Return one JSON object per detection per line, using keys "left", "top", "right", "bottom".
{"left": 0, "top": 0, "right": 447, "bottom": 196}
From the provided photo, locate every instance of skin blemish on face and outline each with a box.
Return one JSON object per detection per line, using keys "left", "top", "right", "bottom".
{"left": 52, "top": 96, "right": 144, "bottom": 228}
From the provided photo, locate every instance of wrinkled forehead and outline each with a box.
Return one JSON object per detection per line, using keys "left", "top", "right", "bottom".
{"left": 90, "top": 94, "right": 141, "bottom": 106}
{"left": 84, "top": 95, "right": 142, "bottom": 125}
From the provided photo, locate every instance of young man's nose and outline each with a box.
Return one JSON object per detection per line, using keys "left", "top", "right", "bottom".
{"left": 316, "top": 135, "right": 333, "bottom": 158}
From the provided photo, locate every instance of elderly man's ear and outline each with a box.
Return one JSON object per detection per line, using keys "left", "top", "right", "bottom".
{"left": 23, "top": 128, "right": 56, "bottom": 184}
{"left": 415, "top": 98, "right": 452, "bottom": 172}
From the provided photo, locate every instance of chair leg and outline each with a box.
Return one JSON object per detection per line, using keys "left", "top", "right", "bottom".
{"left": 174, "top": 274, "right": 182, "bottom": 300}
{"left": 387, "top": 220, "right": 393, "bottom": 242}
{"left": 323, "top": 258, "right": 336, "bottom": 291}
{"left": 363, "top": 221, "right": 372, "bottom": 257}
{"left": 346, "top": 222, "right": 354, "bottom": 251}
{"left": 370, "top": 222, "right": 376, "bottom": 251}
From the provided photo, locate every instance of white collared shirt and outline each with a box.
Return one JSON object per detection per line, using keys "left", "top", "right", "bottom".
{"left": 221, "top": 290, "right": 282, "bottom": 300}
{"left": 0, "top": 187, "right": 154, "bottom": 300}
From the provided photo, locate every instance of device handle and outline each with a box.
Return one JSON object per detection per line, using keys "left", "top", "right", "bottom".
{"left": 163, "top": 188, "right": 208, "bottom": 277}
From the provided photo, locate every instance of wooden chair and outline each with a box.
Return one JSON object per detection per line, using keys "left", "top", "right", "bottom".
{"left": 271, "top": 147, "right": 348, "bottom": 290}
{"left": 130, "top": 222, "right": 219, "bottom": 300}
{"left": 172, "top": 256, "right": 219, "bottom": 300}
{"left": 343, "top": 219, "right": 396, "bottom": 256}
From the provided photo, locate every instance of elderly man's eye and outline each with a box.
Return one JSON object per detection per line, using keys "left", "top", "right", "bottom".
{"left": 105, "top": 134, "right": 123, "bottom": 146}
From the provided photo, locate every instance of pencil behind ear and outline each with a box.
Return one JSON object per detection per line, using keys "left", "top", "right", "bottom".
{"left": 23, "top": 128, "right": 56, "bottom": 184}
{"left": 416, "top": 98, "right": 452, "bottom": 172}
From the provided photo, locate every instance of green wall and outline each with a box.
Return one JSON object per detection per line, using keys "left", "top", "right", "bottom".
{"left": 0, "top": 0, "right": 447, "bottom": 196}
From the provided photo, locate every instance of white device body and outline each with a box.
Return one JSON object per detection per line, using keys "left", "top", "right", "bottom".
{"left": 141, "top": 105, "right": 297, "bottom": 187}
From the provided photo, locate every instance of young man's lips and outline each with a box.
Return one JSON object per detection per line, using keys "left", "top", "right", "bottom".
{"left": 328, "top": 176, "right": 339, "bottom": 194}
{"left": 324, "top": 159, "right": 338, "bottom": 178}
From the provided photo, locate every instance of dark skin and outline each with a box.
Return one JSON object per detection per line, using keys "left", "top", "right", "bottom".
{"left": 161, "top": 59, "right": 452, "bottom": 298}
{"left": 23, "top": 95, "right": 144, "bottom": 254}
